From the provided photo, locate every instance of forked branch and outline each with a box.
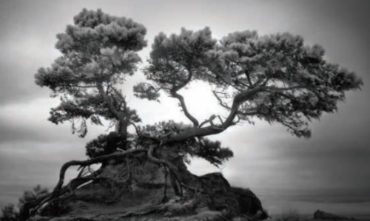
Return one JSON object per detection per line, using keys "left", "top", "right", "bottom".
{"left": 170, "top": 90, "right": 199, "bottom": 127}
{"left": 170, "top": 70, "right": 199, "bottom": 127}
{"left": 162, "top": 86, "right": 264, "bottom": 143}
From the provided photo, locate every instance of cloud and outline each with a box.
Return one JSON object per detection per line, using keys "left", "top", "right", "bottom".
{"left": 0, "top": 98, "right": 107, "bottom": 143}
{"left": 0, "top": 43, "right": 53, "bottom": 105}
{"left": 0, "top": 141, "right": 85, "bottom": 187}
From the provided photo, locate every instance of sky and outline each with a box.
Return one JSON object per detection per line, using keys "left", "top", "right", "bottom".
{"left": 0, "top": 0, "right": 370, "bottom": 215}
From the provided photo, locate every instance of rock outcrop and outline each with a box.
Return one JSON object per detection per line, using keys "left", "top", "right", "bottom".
{"left": 30, "top": 148, "right": 268, "bottom": 221}
{"left": 313, "top": 210, "right": 355, "bottom": 220}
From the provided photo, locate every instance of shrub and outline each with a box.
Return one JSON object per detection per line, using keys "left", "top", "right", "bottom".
{"left": 0, "top": 204, "right": 19, "bottom": 221}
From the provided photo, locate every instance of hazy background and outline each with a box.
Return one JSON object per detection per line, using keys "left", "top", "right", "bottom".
{"left": 0, "top": 0, "right": 370, "bottom": 216}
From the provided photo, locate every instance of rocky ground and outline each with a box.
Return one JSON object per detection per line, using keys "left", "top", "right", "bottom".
{"left": 28, "top": 159, "right": 267, "bottom": 221}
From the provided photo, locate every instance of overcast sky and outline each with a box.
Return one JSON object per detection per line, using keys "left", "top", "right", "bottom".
{"left": 0, "top": 0, "right": 370, "bottom": 215}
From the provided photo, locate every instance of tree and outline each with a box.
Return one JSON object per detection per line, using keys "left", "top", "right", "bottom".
{"left": 35, "top": 8, "right": 145, "bottom": 142}
{"left": 0, "top": 204, "right": 18, "bottom": 221}
{"left": 134, "top": 28, "right": 362, "bottom": 140}
{"left": 0, "top": 185, "right": 51, "bottom": 221}
{"left": 32, "top": 8, "right": 362, "bottom": 220}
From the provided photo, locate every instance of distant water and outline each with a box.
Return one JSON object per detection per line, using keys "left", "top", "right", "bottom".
{"left": 1, "top": 184, "right": 370, "bottom": 219}
{"left": 256, "top": 189, "right": 370, "bottom": 219}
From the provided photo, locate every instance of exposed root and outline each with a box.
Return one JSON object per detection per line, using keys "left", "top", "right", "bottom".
{"left": 26, "top": 143, "right": 267, "bottom": 221}
{"left": 52, "top": 149, "right": 147, "bottom": 198}
{"left": 147, "top": 144, "right": 175, "bottom": 170}
{"left": 26, "top": 149, "right": 147, "bottom": 218}
{"left": 146, "top": 143, "right": 212, "bottom": 198}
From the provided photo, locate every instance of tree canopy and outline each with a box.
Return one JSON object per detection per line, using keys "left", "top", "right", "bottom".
{"left": 35, "top": 9, "right": 146, "bottom": 139}
{"left": 135, "top": 28, "right": 363, "bottom": 139}
{"left": 35, "top": 8, "right": 362, "bottom": 164}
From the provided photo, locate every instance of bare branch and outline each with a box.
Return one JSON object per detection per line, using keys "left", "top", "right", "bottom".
{"left": 237, "top": 110, "right": 258, "bottom": 116}
{"left": 170, "top": 90, "right": 199, "bottom": 127}
{"left": 162, "top": 86, "right": 264, "bottom": 143}
{"left": 264, "top": 85, "right": 305, "bottom": 92}
{"left": 169, "top": 70, "right": 199, "bottom": 127}
{"left": 231, "top": 115, "right": 241, "bottom": 126}
{"left": 217, "top": 115, "right": 224, "bottom": 124}
{"left": 244, "top": 70, "right": 253, "bottom": 87}
{"left": 212, "top": 90, "right": 232, "bottom": 110}
{"left": 199, "top": 115, "right": 217, "bottom": 128}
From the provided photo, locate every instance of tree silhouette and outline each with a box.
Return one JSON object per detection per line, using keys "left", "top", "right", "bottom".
{"left": 35, "top": 8, "right": 145, "bottom": 142}
{"left": 135, "top": 28, "right": 362, "bottom": 140}
{"left": 31, "top": 8, "right": 362, "bottom": 220}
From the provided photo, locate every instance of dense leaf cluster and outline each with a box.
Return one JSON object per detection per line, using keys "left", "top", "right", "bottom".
{"left": 85, "top": 134, "right": 109, "bottom": 158}
{"left": 35, "top": 9, "right": 145, "bottom": 137}
{"left": 135, "top": 28, "right": 363, "bottom": 138}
